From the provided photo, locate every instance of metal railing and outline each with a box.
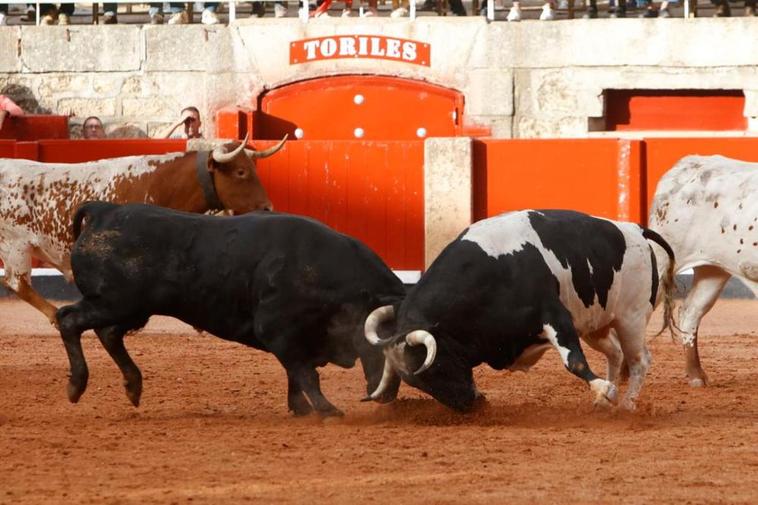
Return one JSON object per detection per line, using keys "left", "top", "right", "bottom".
{"left": 0, "top": 0, "right": 423, "bottom": 24}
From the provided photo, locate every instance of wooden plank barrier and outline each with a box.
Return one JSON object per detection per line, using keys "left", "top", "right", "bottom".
{"left": 254, "top": 139, "right": 425, "bottom": 271}
{"left": 473, "top": 138, "right": 644, "bottom": 224}
{"left": 4, "top": 136, "right": 758, "bottom": 273}
{"left": 0, "top": 115, "right": 69, "bottom": 141}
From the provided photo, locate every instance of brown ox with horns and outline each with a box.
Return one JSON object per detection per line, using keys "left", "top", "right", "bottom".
{"left": 0, "top": 134, "right": 287, "bottom": 324}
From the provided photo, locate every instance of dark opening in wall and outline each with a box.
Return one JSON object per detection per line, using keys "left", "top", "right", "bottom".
{"left": 600, "top": 89, "right": 746, "bottom": 132}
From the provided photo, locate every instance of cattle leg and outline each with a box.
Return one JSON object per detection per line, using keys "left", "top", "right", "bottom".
{"left": 56, "top": 303, "right": 92, "bottom": 404}
{"left": 541, "top": 308, "right": 618, "bottom": 406}
{"left": 95, "top": 325, "right": 143, "bottom": 407}
{"left": 288, "top": 365, "right": 343, "bottom": 417}
{"left": 679, "top": 265, "right": 730, "bottom": 387}
{"left": 613, "top": 316, "right": 651, "bottom": 411}
{"left": 583, "top": 327, "right": 623, "bottom": 386}
{"left": 286, "top": 371, "right": 313, "bottom": 416}
{"left": 0, "top": 252, "right": 58, "bottom": 325}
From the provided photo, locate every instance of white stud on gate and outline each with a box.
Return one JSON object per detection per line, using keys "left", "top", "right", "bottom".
{"left": 354, "top": 127, "right": 364, "bottom": 138}
{"left": 294, "top": 128, "right": 304, "bottom": 139}
{"left": 354, "top": 94, "right": 365, "bottom": 105}
{"left": 416, "top": 127, "right": 427, "bottom": 138}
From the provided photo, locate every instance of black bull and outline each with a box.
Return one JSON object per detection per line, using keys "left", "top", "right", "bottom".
{"left": 56, "top": 202, "right": 405, "bottom": 417}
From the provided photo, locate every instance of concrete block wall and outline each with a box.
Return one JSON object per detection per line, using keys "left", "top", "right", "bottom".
{"left": 0, "top": 18, "right": 756, "bottom": 139}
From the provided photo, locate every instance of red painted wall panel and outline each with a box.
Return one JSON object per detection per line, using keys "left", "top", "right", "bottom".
{"left": 35, "top": 139, "right": 187, "bottom": 163}
{"left": 473, "top": 138, "right": 645, "bottom": 224}
{"left": 256, "top": 75, "right": 464, "bottom": 141}
{"left": 0, "top": 115, "right": 69, "bottom": 140}
{"left": 254, "top": 139, "right": 424, "bottom": 270}
{"left": 606, "top": 90, "right": 747, "bottom": 131}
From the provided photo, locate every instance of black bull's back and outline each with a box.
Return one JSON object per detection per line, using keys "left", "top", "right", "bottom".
{"left": 60, "top": 202, "right": 405, "bottom": 416}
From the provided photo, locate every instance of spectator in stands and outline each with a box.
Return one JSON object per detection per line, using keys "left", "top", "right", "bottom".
{"left": 148, "top": 2, "right": 223, "bottom": 24}
{"left": 201, "top": 2, "right": 221, "bottom": 24}
{"left": 82, "top": 116, "right": 107, "bottom": 139}
{"left": 0, "top": 95, "right": 24, "bottom": 132}
{"left": 103, "top": 3, "right": 119, "bottom": 23}
{"left": 248, "top": 1, "right": 288, "bottom": 17}
{"left": 418, "top": 0, "right": 467, "bottom": 15}
{"left": 20, "top": 4, "right": 36, "bottom": 22}
{"left": 164, "top": 106, "right": 204, "bottom": 139}
{"left": 149, "top": 2, "right": 188, "bottom": 24}
{"left": 0, "top": 4, "right": 7, "bottom": 25}
{"left": 501, "top": 0, "right": 555, "bottom": 20}
{"left": 711, "top": 0, "right": 755, "bottom": 15}
{"left": 37, "top": 3, "right": 75, "bottom": 25}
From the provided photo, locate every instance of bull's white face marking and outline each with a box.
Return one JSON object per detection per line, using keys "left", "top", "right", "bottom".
{"left": 541, "top": 323, "right": 570, "bottom": 367}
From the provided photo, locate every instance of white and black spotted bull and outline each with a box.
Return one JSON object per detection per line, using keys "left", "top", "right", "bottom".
{"left": 649, "top": 155, "right": 758, "bottom": 387}
{"left": 364, "top": 210, "right": 675, "bottom": 412}
{"left": 0, "top": 135, "right": 286, "bottom": 324}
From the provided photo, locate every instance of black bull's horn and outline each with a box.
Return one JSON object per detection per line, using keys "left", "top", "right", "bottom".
{"left": 362, "top": 305, "right": 437, "bottom": 401}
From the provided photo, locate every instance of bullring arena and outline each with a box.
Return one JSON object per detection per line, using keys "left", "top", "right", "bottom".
{"left": 1, "top": 2, "right": 758, "bottom": 504}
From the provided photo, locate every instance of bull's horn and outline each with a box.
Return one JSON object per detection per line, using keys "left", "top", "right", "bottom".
{"left": 362, "top": 359, "right": 394, "bottom": 402}
{"left": 246, "top": 134, "right": 288, "bottom": 159}
{"left": 406, "top": 330, "right": 437, "bottom": 375}
{"left": 211, "top": 133, "right": 250, "bottom": 164}
{"left": 364, "top": 305, "right": 396, "bottom": 346}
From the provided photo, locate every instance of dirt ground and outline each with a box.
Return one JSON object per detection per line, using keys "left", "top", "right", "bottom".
{"left": 1, "top": 298, "right": 756, "bottom": 505}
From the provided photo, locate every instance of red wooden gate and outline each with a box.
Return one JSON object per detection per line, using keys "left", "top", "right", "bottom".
{"left": 255, "top": 139, "right": 425, "bottom": 270}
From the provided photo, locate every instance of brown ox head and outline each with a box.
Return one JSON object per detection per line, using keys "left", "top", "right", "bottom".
{"left": 204, "top": 134, "right": 288, "bottom": 214}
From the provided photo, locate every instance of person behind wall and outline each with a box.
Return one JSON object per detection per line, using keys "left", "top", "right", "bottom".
{"left": 82, "top": 116, "right": 107, "bottom": 139}
{"left": 148, "top": 2, "right": 222, "bottom": 24}
{"left": 0, "top": 95, "right": 24, "bottom": 132}
{"left": 37, "top": 3, "right": 76, "bottom": 25}
{"left": 164, "top": 107, "right": 204, "bottom": 139}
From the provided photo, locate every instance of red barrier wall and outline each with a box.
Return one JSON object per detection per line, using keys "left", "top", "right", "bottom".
{"left": 0, "top": 115, "right": 69, "bottom": 141}
{"left": 254, "top": 139, "right": 425, "bottom": 270}
{"left": 5, "top": 136, "right": 758, "bottom": 272}
{"left": 473, "top": 138, "right": 644, "bottom": 223}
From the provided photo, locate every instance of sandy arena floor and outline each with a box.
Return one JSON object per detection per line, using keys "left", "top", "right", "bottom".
{"left": 1, "top": 298, "right": 756, "bottom": 504}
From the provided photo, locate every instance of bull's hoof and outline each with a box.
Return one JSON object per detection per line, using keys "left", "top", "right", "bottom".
{"left": 124, "top": 379, "right": 142, "bottom": 408}
{"left": 317, "top": 406, "right": 344, "bottom": 418}
{"left": 290, "top": 401, "right": 314, "bottom": 417}
{"left": 591, "top": 380, "right": 618, "bottom": 407}
{"left": 67, "top": 381, "right": 86, "bottom": 404}
{"left": 619, "top": 397, "right": 638, "bottom": 411}
{"left": 593, "top": 395, "right": 614, "bottom": 409}
{"left": 688, "top": 377, "right": 708, "bottom": 388}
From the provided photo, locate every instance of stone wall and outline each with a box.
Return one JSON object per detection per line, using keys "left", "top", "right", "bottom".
{"left": 1, "top": 18, "right": 756, "bottom": 139}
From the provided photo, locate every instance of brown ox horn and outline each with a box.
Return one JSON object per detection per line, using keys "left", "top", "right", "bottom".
{"left": 364, "top": 305, "right": 396, "bottom": 346}
{"left": 245, "top": 134, "right": 288, "bottom": 159}
{"left": 362, "top": 359, "right": 395, "bottom": 402}
{"left": 405, "top": 330, "right": 437, "bottom": 375}
{"left": 211, "top": 133, "right": 250, "bottom": 164}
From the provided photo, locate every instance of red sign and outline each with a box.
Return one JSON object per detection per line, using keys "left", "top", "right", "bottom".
{"left": 290, "top": 35, "right": 431, "bottom": 67}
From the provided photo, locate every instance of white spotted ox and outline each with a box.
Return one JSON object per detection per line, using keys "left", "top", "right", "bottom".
{"left": 0, "top": 135, "right": 286, "bottom": 324}
{"left": 648, "top": 155, "right": 758, "bottom": 387}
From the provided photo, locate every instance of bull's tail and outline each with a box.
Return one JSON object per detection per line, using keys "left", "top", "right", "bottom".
{"left": 642, "top": 228, "right": 677, "bottom": 337}
{"left": 72, "top": 201, "right": 118, "bottom": 240}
